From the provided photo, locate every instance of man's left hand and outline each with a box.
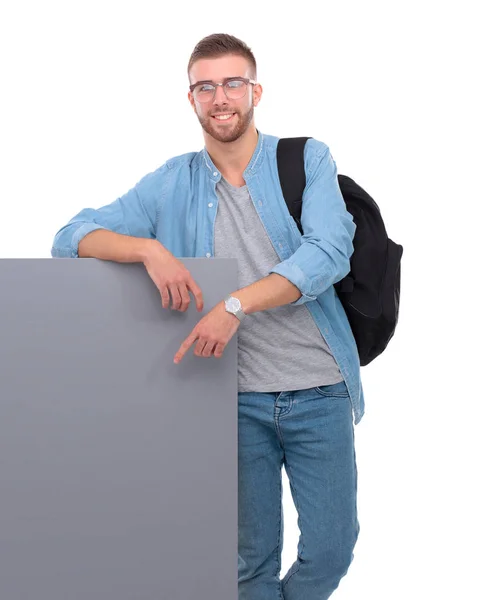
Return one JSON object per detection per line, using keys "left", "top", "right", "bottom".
{"left": 174, "top": 301, "right": 241, "bottom": 364}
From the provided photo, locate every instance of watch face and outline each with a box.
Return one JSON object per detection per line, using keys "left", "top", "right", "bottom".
{"left": 227, "top": 297, "right": 241, "bottom": 312}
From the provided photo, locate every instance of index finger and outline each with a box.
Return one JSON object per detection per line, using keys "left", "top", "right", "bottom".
{"left": 187, "top": 277, "right": 204, "bottom": 312}
{"left": 174, "top": 331, "right": 198, "bottom": 364}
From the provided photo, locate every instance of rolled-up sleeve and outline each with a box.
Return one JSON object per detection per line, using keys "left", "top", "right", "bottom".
{"left": 50, "top": 168, "right": 164, "bottom": 258}
{"left": 269, "top": 142, "right": 356, "bottom": 305}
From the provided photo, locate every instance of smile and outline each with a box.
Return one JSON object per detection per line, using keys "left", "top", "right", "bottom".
{"left": 212, "top": 113, "right": 236, "bottom": 121}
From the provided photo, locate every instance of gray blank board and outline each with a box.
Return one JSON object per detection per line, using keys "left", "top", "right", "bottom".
{"left": 0, "top": 258, "right": 239, "bottom": 600}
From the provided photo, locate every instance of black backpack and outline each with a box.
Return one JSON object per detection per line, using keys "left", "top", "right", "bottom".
{"left": 276, "top": 137, "right": 403, "bottom": 366}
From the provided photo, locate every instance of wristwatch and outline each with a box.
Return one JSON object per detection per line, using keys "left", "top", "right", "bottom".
{"left": 224, "top": 294, "right": 246, "bottom": 322}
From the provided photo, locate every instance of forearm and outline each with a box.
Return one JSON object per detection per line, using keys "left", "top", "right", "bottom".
{"left": 78, "top": 229, "right": 157, "bottom": 263}
{"left": 231, "top": 273, "right": 301, "bottom": 315}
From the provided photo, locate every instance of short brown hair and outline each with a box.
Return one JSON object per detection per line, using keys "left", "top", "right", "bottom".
{"left": 187, "top": 33, "right": 257, "bottom": 82}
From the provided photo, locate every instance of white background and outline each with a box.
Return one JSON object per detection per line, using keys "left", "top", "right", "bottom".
{"left": 1, "top": 1, "right": 497, "bottom": 598}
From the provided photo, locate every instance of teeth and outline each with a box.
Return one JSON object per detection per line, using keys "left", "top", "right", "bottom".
{"left": 214, "top": 113, "right": 233, "bottom": 120}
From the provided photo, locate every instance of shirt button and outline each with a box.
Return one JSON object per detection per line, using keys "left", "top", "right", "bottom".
{"left": 208, "top": 202, "right": 213, "bottom": 208}
{"left": 206, "top": 252, "right": 211, "bottom": 258}
{"left": 258, "top": 201, "right": 263, "bottom": 206}
{"left": 213, "top": 172, "right": 218, "bottom": 177}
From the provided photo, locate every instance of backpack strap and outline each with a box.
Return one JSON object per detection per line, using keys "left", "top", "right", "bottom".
{"left": 276, "top": 137, "right": 312, "bottom": 235}
{"left": 277, "top": 137, "right": 355, "bottom": 296}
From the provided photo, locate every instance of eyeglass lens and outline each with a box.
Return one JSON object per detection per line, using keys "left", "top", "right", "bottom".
{"left": 193, "top": 79, "right": 247, "bottom": 102}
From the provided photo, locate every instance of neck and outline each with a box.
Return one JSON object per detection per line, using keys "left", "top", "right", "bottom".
{"left": 203, "top": 125, "right": 258, "bottom": 177}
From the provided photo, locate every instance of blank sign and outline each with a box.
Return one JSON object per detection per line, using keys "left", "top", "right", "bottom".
{"left": 0, "top": 257, "right": 239, "bottom": 600}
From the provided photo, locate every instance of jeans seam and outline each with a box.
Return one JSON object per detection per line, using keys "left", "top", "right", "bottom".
{"left": 352, "top": 424, "right": 361, "bottom": 541}
{"left": 275, "top": 463, "right": 285, "bottom": 600}
{"left": 281, "top": 457, "right": 304, "bottom": 592}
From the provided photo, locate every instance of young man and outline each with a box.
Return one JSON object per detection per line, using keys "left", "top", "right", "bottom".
{"left": 51, "top": 33, "right": 364, "bottom": 600}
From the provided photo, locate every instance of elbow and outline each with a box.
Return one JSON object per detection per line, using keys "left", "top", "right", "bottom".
{"left": 51, "top": 230, "right": 73, "bottom": 258}
{"left": 50, "top": 222, "right": 107, "bottom": 259}
{"left": 50, "top": 245, "right": 74, "bottom": 258}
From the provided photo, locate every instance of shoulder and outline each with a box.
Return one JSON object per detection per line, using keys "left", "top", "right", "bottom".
{"left": 163, "top": 151, "right": 199, "bottom": 172}
{"left": 303, "top": 137, "right": 332, "bottom": 167}
{"left": 132, "top": 150, "right": 201, "bottom": 191}
{"left": 263, "top": 132, "right": 330, "bottom": 159}
{"left": 268, "top": 133, "right": 330, "bottom": 157}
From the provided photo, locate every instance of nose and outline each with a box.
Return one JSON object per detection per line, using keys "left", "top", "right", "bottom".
{"left": 213, "top": 83, "right": 229, "bottom": 105}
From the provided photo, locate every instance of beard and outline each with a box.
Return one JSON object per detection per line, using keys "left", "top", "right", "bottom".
{"left": 197, "top": 102, "right": 254, "bottom": 144}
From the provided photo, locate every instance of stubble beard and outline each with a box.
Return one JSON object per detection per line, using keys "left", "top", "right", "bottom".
{"left": 198, "top": 103, "right": 254, "bottom": 144}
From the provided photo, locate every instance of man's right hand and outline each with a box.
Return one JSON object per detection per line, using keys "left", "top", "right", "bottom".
{"left": 143, "top": 241, "right": 204, "bottom": 313}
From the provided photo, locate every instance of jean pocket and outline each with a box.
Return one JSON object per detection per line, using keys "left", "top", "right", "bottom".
{"left": 314, "top": 380, "right": 349, "bottom": 398}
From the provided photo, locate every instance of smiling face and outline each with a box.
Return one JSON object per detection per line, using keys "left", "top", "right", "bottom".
{"left": 188, "top": 54, "right": 262, "bottom": 143}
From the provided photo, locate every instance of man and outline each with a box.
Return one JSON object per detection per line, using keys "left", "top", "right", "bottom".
{"left": 51, "top": 33, "right": 364, "bottom": 600}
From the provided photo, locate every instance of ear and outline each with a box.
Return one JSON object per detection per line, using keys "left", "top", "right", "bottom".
{"left": 253, "top": 83, "right": 263, "bottom": 107}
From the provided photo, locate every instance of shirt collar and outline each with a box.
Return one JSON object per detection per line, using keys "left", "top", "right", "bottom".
{"left": 201, "top": 129, "right": 265, "bottom": 182}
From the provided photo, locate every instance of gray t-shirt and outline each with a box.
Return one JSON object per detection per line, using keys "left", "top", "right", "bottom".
{"left": 214, "top": 176, "right": 343, "bottom": 392}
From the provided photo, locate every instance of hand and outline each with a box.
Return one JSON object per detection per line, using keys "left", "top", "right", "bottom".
{"left": 174, "top": 301, "right": 241, "bottom": 364}
{"left": 143, "top": 241, "right": 204, "bottom": 312}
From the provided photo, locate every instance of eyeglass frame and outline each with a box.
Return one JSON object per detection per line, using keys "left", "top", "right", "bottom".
{"left": 189, "top": 76, "right": 258, "bottom": 102}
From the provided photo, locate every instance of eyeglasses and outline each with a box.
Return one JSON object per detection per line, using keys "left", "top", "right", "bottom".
{"left": 189, "top": 77, "right": 257, "bottom": 103}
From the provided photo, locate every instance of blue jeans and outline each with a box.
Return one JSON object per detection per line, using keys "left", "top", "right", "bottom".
{"left": 237, "top": 380, "right": 360, "bottom": 600}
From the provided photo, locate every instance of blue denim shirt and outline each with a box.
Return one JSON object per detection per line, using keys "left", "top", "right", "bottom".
{"left": 51, "top": 131, "right": 365, "bottom": 425}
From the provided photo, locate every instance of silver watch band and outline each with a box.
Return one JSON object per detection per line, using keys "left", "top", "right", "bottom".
{"left": 224, "top": 294, "right": 246, "bottom": 322}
